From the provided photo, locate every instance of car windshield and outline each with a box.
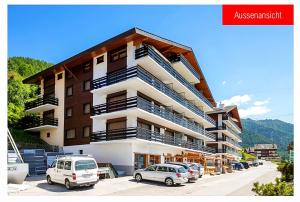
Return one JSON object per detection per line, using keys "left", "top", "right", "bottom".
{"left": 75, "top": 160, "right": 97, "bottom": 170}
{"left": 178, "top": 167, "right": 186, "bottom": 173}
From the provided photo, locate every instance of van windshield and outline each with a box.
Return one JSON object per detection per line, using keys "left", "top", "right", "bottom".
{"left": 75, "top": 160, "right": 97, "bottom": 170}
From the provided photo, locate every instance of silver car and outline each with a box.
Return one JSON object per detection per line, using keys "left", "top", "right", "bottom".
{"left": 166, "top": 162, "right": 199, "bottom": 182}
{"left": 189, "top": 163, "right": 205, "bottom": 178}
{"left": 133, "top": 164, "right": 189, "bottom": 186}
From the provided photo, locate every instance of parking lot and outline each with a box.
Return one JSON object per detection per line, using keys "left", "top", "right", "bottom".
{"left": 8, "top": 161, "right": 280, "bottom": 196}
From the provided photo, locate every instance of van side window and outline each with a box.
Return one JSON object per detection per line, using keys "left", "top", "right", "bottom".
{"left": 64, "top": 161, "right": 72, "bottom": 170}
{"left": 57, "top": 160, "right": 64, "bottom": 169}
{"left": 51, "top": 160, "right": 57, "bottom": 168}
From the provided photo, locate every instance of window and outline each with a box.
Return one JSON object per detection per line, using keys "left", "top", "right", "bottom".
{"left": 66, "top": 107, "right": 72, "bottom": 118}
{"left": 83, "top": 103, "right": 90, "bottom": 114}
{"left": 83, "top": 126, "right": 90, "bottom": 138}
{"left": 66, "top": 129, "right": 76, "bottom": 139}
{"left": 157, "top": 166, "right": 168, "bottom": 172}
{"left": 83, "top": 80, "right": 91, "bottom": 91}
{"left": 66, "top": 86, "right": 73, "bottom": 96}
{"left": 83, "top": 61, "right": 92, "bottom": 72}
{"left": 96, "top": 56, "right": 104, "bottom": 64}
{"left": 57, "top": 160, "right": 64, "bottom": 169}
{"left": 57, "top": 73, "right": 63, "bottom": 80}
{"left": 75, "top": 160, "right": 97, "bottom": 170}
{"left": 145, "top": 165, "right": 157, "bottom": 171}
{"left": 137, "top": 122, "right": 151, "bottom": 130}
{"left": 168, "top": 167, "right": 176, "bottom": 173}
{"left": 110, "top": 46, "right": 127, "bottom": 62}
{"left": 64, "top": 161, "right": 71, "bottom": 170}
{"left": 50, "top": 160, "right": 57, "bottom": 168}
{"left": 107, "top": 120, "right": 126, "bottom": 130}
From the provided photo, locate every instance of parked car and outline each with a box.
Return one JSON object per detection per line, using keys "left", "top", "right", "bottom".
{"left": 189, "top": 163, "right": 204, "bottom": 178}
{"left": 133, "top": 164, "right": 189, "bottom": 186}
{"left": 46, "top": 155, "right": 99, "bottom": 190}
{"left": 166, "top": 162, "right": 199, "bottom": 182}
{"left": 232, "top": 163, "right": 244, "bottom": 170}
{"left": 240, "top": 162, "right": 249, "bottom": 169}
{"left": 252, "top": 162, "right": 259, "bottom": 167}
{"left": 258, "top": 161, "right": 264, "bottom": 165}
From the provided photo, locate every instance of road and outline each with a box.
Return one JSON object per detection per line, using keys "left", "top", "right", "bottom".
{"left": 8, "top": 161, "right": 280, "bottom": 196}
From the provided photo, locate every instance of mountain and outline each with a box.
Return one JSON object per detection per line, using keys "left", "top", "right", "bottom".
{"left": 241, "top": 118, "right": 294, "bottom": 159}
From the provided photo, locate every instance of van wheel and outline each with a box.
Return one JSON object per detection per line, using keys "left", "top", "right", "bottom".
{"left": 135, "top": 174, "right": 142, "bottom": 182}
{"left": 165, "top": 178, "right": 174, "bottom": 186}
{"left": 47, "top": 175, "right": 53, "bottom": 185}
{"left": 65, "top": 179, "right": 73, "bottom": 190}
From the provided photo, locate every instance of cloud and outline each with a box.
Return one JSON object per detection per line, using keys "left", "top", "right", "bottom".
{"left": 222, "top": 81, "right": 226, "bottom": 85}
{"left": 239, "top": 106, "right": 271, "bottom": 118}
{"left": 253, "top": 99, "right": 270, "bottom": 106}
{"left": 221, "top": 95, "right": 271, "bottom": 118}
{"left": 221, "top": 94, "right": 251, "bottom": 106}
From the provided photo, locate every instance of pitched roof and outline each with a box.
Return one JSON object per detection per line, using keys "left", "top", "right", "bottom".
{"left": 254, "top": 144, "right": 278, "bottom": 150}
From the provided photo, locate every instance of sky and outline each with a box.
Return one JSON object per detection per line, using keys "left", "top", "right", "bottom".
{"left": 8, "top": 5, "right": 294, "bottom": 123}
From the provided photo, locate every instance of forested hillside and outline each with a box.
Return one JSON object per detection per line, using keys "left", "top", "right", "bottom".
{"left": 241, "top": 118, "right": 294, "bottom": 159}
{"left": 8, "top": 57, "right": 53, "bottom": 126}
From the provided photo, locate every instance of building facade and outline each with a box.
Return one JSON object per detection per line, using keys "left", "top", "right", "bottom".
{"left": 251, "top": 144, "right": 280, "bottom": 160}
{"left": 23, "top": 28, "right": 242, "bottom": 175}
{"left": 206, "top": 106, "right": 243, "bottom": 169}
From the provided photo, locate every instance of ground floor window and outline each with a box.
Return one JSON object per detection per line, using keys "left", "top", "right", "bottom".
{"left": 134, "top": 153, "right": 161, "bottom": 170}
{"left": 149, "top": 155, "right": 160, "bottom": 165}
{"left": 134, "top": 153, "right": 146, "bottom": 170}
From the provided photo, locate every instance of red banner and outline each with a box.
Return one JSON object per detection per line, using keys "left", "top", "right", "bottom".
{"left": 222, "top": 5, "right": 294, "bottom": 25}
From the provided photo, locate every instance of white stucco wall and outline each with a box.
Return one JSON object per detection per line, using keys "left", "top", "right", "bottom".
{"left": 40, "top": 71, "right": 65, "bottom": 146}
{"left": 63, "top": 142, "right": 134, "bottom": 166}
{"left": 127, "top": 41, "right": 137, "bottom": 68}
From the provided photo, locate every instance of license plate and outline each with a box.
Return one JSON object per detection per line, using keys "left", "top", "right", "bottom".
{"left": 82, "top": 174, "right": 92, "bottom": 178}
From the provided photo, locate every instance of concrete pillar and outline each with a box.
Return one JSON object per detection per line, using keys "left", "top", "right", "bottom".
{"left": 127, "top": 41, "right": 137, "bottom": 68}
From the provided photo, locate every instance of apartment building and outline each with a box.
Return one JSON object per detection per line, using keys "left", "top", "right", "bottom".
{"left": 251, "top": 144, "right": 280, "bottom": 160}
{"left": 206, "top": 105, "right": 243, "bottom": 165}
{"left": 23, "top": 28, "right": 242, "bottom": 175}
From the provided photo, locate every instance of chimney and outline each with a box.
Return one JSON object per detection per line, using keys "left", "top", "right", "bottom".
{"left": 219, "top": 102, "right": 225, "bottom": 109}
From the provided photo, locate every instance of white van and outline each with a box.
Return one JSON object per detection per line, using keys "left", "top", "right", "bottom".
{"left": 46, "top": 155, "right": 99, "bottom": 189}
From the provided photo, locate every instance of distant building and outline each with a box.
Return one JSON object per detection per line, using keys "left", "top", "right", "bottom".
{"left": 253, "top": 144, "right": 280, "bottom": 160}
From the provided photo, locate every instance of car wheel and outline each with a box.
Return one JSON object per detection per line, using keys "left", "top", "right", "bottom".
{"left": 65, "top": 179, "right": 73, "bottom": 190}
{"left": 165, "top": 178, "right": 174, "bottom": 186}
{"left": 47, "top": 175, "right": 53, "bottom": 185}
{"left": 135, "top": 174, "right": 142, "bottom": 182}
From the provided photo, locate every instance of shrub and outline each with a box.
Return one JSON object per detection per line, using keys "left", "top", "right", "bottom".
{"left": 252, "top": 178, "right": 293, "bottom": 196}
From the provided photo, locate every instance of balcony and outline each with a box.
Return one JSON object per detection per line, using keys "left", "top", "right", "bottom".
{"left": 216, "top": 138, "right": 242, "bottom": 150}
{"left": 90, "top": 127, "right": 215, "bottom": 154}
{"left": 91, "top": 66, "right": 215, "bottom": 126}
{"left": 135, "top": 45, "right": 213, "bottom": 110}
{"left": 25, "top": 96, "right": 58, "bottom": 113}
{"left": 169, "top": 54, "right": 200, "bottom": 83}
{"left": 216, "top": 149, "right": 241, "bottom": 157}
{"left": 206, "top": 123, "right": 242, "bottom": 142}
{"left": 24, "top": 117, "right": 58, "bottom": 131}
{"left": 92, "top": 96, "right": 214, "bottom": 140}
{"left": 222, "top": 114, "right": 242, "bottom": 133}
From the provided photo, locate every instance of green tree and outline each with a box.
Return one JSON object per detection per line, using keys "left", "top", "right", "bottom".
{"left": 7, "top": 57, "right": 52, "bottom": 126}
